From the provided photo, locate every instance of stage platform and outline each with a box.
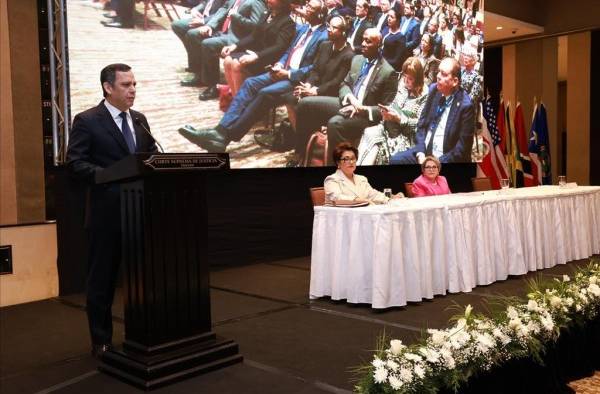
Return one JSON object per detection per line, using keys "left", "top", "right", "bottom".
{"left": 1, "top": 256, "right": 599, "bottom": 393}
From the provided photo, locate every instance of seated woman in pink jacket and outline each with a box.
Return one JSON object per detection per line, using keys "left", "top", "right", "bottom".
{"left": 411, "top": 155, "right": 451, "bottom": 197}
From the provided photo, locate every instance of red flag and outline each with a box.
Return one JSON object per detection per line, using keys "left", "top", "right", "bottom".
{"left": 514, "top": 103, "right": 537, "bottom": 187}
{"left": 494, "top": 100, "right": 509, "bottom": 180}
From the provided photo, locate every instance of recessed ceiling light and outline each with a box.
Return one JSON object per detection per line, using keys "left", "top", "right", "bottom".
{"left": 496, "top": 26, "right": 503, "bottom": 30}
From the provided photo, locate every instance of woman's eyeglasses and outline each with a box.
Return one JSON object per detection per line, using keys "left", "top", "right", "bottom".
{"left": 424, "top": 165, "right": 438, "bottom": 170}
{"left": 341, "top": 158, "right": 357, "bottom": 163}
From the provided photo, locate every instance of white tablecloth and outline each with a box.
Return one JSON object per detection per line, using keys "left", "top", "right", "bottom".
{"left": 309, "top": 185, "right": 600, "bottom": 308}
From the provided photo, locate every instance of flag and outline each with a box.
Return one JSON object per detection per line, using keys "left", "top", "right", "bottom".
{"left": 504, "top": 102, "right": 517, "bottom": 185}
{"left": 528, "top": 103, "right": 552, "bottom": 184}
{"left": 476, "top": 97, "right": 508, "bottom": 189}
{"left": 513, "top": 102, "right": 536, "bottom": 187}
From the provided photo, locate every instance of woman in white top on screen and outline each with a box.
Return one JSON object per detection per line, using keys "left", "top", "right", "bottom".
{"left": 324, "top": 142, "right": 403, "bottom": 204}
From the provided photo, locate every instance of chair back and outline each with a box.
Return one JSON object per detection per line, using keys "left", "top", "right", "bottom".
{"left": 471, "top": 177, "right": 492, "bottom": 191}
{"left": 404, "top": 182, "right": 414, "bottom": 198}
{"left": 309, "top": 187, "right": 325, "bottom": 206}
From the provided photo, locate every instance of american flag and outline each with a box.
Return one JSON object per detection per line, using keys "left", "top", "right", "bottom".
{"left": 476, "top": 96, "right": 509, "bottom": 189}
{"left": 484, "top": 98, "right": 500, "bottom": 146}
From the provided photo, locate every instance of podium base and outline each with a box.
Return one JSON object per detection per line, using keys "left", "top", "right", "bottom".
{"left": 99, "top": 334, "right": 243, "bottom": 390}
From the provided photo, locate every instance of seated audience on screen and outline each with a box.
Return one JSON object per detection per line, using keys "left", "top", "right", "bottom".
{"left": 380, "top": 7, "right": 407, "bottom": 72}
{"left": 347, "top": 0, "right": 372, "bottom": 53}
{"left": 188, "top": 0, "right": 267, "bottom": 97}
{"left": 324, "top": 142, "right": 402, "bottom": 204}
{"left": 283, "top": 15, "right": 354, "bottom": 132}
{"left": 416, "top": 33, "right": 439, "bottom": 87}
{"left": 219, "top": 0, "right": 296, "bottom": 97}
{"left": 293, "top": 28, "right": 398, "bottom": 166}
{"left": 357, "top": 56, "right": 427, "bottom": 165}
{"left": 411, "top": 155, "right": 451, "bottom": 197}
{"left": 390, "top": 56, "right": 474, "bottom": 164}
{"left": 171, "top": 0, "right": 234, "bottom": 87}
{"left": 372, "top": 0, "right": 391, "bottom": 32}
{"left": 178, "top": 0, "right": 328, "bottom": 151}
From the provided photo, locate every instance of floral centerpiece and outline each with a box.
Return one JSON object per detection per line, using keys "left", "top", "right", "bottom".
{"left": 355, "top": 259, "right": 600, "bottom": 393}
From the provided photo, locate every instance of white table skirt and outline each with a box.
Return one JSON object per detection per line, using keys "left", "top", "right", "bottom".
{"left": 309, "top": 185, "right": 600, "bottom": 308}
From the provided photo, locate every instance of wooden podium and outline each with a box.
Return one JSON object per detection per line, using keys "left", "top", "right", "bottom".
{"left": 95, "top": 153, "right": 242, "bottom": 389}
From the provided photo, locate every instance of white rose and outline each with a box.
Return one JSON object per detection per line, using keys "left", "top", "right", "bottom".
{"left": 550, "top": 296, "right": 562, "bottom": 308}
{"left": 429, "top": 330, "right": 447, "bottom": 346}
{"left": 527, "top": 300, "right": 539, "bottom": 312}
{"left": 588, "top": 283, "right": 600, "bottom": 297}
{"left": 563, "top": 274, "right": 570, "bottom": 282}
{"left": 388, "top": 375, "right": 403, "bottom": 390}
{"left": 373, "top": 367, "right": 388, "bottom": 383}
{"left": 389, "top": 339, "right": 405, "bottom": 355}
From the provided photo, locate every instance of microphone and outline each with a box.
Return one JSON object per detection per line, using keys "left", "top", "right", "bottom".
{"left": 134, "top": 117, "right": 164, "bottom": 153}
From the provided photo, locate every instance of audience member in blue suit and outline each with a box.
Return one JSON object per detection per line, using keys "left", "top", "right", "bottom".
{"left": 391, "top": 57, "right": 474, "bottom": 164}
{"left": 178, "top": 0, "right": 329, "bottom": 152}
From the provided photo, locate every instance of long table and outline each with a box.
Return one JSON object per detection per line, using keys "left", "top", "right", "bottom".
{"left": 310, "top": 185, "right": 600, "bottom": 308}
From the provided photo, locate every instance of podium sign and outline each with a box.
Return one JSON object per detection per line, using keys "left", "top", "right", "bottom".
{"left": 95, "top": 153, "right": 242, "bottom": 389}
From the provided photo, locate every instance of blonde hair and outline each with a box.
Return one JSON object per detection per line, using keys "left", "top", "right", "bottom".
{"left": 421, "top": 155, "right": 441, "bottom": 172}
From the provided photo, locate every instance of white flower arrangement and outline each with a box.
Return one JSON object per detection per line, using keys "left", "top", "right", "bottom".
{"left": 356, "top": 260, "right": 600, "bottom": 393}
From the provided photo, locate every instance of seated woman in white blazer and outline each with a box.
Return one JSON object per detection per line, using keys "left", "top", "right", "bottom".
{"left": 324, "top": 142, "right": 404, "bottom": 205}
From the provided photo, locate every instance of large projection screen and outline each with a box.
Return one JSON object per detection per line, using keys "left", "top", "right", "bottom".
{"left": 67, "top": 0, "right": 484, "bottom": 168}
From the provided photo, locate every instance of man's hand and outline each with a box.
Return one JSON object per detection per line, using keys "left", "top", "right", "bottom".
{"left": 339, "top": 104, "right": 365, "bottom": 118}
{"left": 239, "top": 51, "right": 258, "bottom": 65}
{"left": 188, "top": 17, "right": 205, "bottom": 28}
{"left": 270, "top": 68, "right": 289, "bottom": 81}
{"left": 294, "top": 82, "right": 318, "bottom": 97}
{"left": 198, "top": 25, "right": 212, "bottom": 37}
{"left": 220, "top": 44, "right": 236, "bottom": 58}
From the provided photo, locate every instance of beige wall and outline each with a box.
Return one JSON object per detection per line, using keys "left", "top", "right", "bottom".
{"left": 0, "top": 223, "right": 58, "bottom": 306}
{"left": 0, "top": 0, "right": 17, "bottom": 224}
{"left": 566, "top": 32, "right": 591, "bottom": 185}
{"left": 0, "top": 0, "right": 46, "bottom": 225}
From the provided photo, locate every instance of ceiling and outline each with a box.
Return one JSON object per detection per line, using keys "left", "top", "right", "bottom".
{"left": 484, "top": 11, "right": 544, "bottom": 43}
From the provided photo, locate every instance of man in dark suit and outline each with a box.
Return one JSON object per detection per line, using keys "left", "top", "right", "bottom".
{"left": 347, "top": 0, "right": 371, "bottom": 53}
{"left": 427, "top": 18, "right": 444, "bottom": 59}
{"left": 176, "top": 0, "right": 265, "bottom": 89}
{"left": 66, "top": 64, "right": 158, "bottom": 358}
{"left": 101, "top": 0, "right": 134, "bottom": 28}
{"left": 195, "top": 0, "right": 267, "bottom": 97}
{"left": 294, "top": 28, "right": 398, "bottom": 164}
{"left": 172, "top": 0, "right": 226, "bottom": 85}
{"left": 391, "top": 57, "right": 474, "bottom": 164}
{"left": 179, "top": 0, "right": 328, "bottom": 151}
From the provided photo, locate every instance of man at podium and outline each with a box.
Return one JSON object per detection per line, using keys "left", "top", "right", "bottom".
{"left": 66, "top": 63, "right": 158, "bottom": 359}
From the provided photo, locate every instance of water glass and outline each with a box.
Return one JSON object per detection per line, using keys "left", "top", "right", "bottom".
{"left": 500, "top": 179, "right": 510, "bottom": 189}
{"left": 558, "top": 175, "right": 566, "bottom": 187}
{"left": 384, "top": 188, "right": 392, "bottom": 199}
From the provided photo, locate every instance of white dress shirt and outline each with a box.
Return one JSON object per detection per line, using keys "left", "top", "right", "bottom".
{"left": 104, "top": 100, "right": 137, "bottom": 145}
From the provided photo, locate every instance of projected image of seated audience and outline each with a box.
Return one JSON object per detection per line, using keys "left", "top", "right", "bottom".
{"left": 67, "top": 0, "right": 484, "bottom": 168}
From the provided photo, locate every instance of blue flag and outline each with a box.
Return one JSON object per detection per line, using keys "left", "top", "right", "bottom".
{"left": 528, "top": 103, "right": 551, "bottom": 185}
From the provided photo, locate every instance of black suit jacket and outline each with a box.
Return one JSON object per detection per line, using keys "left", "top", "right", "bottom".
{"left": 305, "top": 41, "right": 354, "bottom": 97}
{"left": 66, "top": 101, "right": 158, "bottom": 229}
{"left": 348, "top": 17, "right": 371, "bottom": 53}
{"left": 236, "top": 11, "right": 295, "bottom": 72}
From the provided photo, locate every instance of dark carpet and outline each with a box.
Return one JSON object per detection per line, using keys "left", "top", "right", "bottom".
{"left": 0, "top": 256, "right": 596, "bottom": 393}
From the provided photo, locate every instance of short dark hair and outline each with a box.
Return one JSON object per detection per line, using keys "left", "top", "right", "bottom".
{"left": 332, "top": 142, "right": 358, "bottom": 165}
{"left": 100, "top": 63, "right": 131, "bottom": 97}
